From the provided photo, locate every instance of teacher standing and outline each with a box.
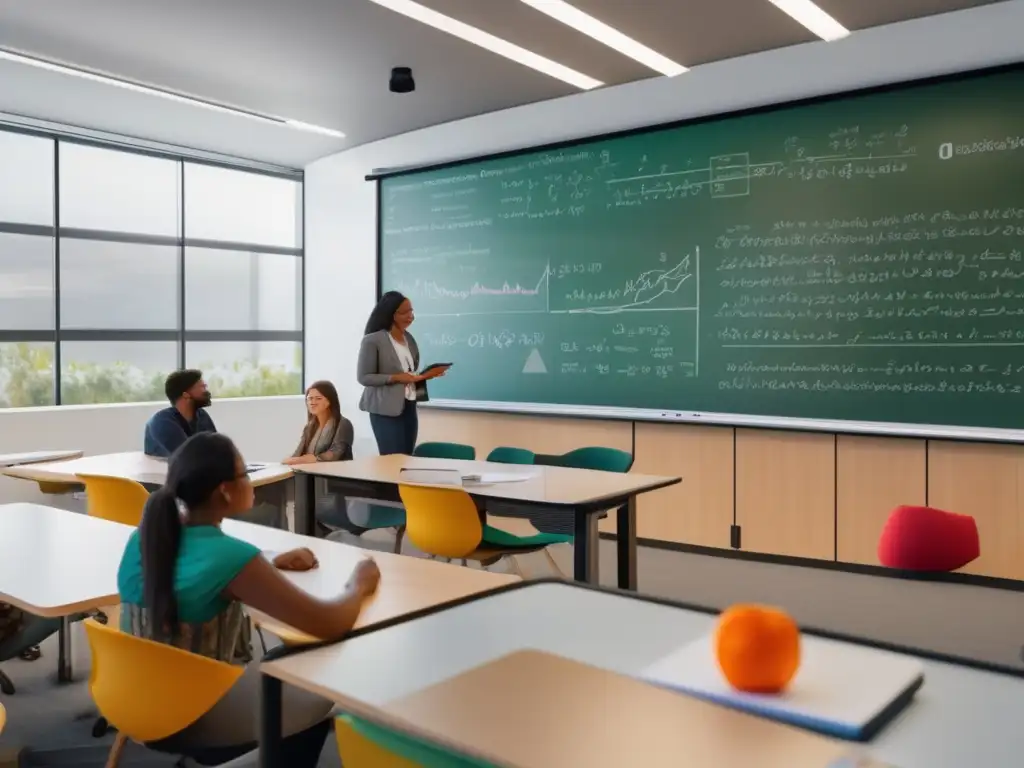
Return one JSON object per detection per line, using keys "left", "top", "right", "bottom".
{"left": 357, "top": 291, "right": 447, "bottom": 455}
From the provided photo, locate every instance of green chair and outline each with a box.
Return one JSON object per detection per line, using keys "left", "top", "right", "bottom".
{"left": 486, "top": 446, "right": 535, "bottom": 465}
{"left": 413, "top": 442, "right": 476, "bottom": 460}
{"left": 336, "top": 714, "right": 497, "bottom": 767}
{"left": 521, "top": 446, "right": 634, "bottom": 535}
{"left": 535, "top": 446, "right": 634, "bottom": 473}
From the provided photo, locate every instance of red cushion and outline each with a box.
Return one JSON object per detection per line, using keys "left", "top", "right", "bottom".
{"left": 877, "top": 505, "right": 980, "bottom": 571}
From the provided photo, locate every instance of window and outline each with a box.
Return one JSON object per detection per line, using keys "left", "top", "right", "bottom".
{"left": 186, "top": 341, "right": 302, "bottom": 398}
{"left": 0, "top": 233, "right": 54, "bottom": 330}
{"left": 60, "top": 240, "right": 179, "bottom": 330}
{"left": 185, "top": 248, "right": 301, "bottom": 331}
{"left": 59, "top": 144, "right": 180, "bottom": 237}
{"left": 61, "top": 341, "right": 177, "bottom": 405}
{"left": 0, "top": 131, "right": 54, "bottom": 226}
{"left": 0, "top": 124, "right": 303, "bottom": 408}
{"left": 0, "top": 342, "right": 55, "bottom": 408}
{"left": 184, "top": 163, "right": 302, "bottom": 248}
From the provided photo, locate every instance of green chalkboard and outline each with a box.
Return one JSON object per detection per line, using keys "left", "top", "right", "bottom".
{"left": 379, "top": 67, "right": 1024, "bottom": 434}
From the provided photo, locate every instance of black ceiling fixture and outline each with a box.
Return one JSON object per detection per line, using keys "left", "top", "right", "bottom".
{"left": 389, "top": 66, "right": 415, "bottom": 94}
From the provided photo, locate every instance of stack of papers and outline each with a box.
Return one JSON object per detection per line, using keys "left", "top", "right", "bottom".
{"left": 399, "top": 468, "right": 531, "bottom": 486}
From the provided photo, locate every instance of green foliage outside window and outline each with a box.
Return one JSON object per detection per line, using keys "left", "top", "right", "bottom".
{"left": 0, "top": 342, "right": 301, "bottom": 408}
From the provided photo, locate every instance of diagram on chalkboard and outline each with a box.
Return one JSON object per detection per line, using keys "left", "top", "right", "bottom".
{"left": 552, "top": 248, "right": 699, "bottom": 316}
{"left": 523, "top": 348, "right": 547, "bottom": 374}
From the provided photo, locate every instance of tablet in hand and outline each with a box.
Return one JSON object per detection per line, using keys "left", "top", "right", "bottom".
{"left": 420, "top": 362, "right": 453, "bottom": 375}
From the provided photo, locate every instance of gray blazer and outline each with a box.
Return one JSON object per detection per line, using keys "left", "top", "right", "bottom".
{"left": 292, "top": 416, "right": 354, "bottom": 461}
{"left": 357, "top": 330, "right": 427, "bottom": 416}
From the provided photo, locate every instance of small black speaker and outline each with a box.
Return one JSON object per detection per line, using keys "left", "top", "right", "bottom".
{"left": 389, "top": 66, "right": 415, "bottom": 94}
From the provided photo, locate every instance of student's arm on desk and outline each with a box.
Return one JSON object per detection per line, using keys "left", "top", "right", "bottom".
{"left": 226, "top": 556, "right": 380, "bottom": 641}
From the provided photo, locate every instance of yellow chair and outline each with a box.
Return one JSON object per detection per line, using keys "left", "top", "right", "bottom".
{"left": 84, "top": 619, "right": 243, "bottom": 767}
{"left": 0, "top": 700, "right": 5, "bottom": 733}
{"left": 398, "top": 484, "right": 572, "bottom": 577}
{"left": 336, "top": 717, "right": 419, "bottom": 768}
{"left": 76, "top": 474, "right": 150, "bottom": 527}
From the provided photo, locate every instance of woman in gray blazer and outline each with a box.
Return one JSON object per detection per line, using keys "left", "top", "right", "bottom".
{"left": 357, "top": 291, "right": 447, "bottom": 455}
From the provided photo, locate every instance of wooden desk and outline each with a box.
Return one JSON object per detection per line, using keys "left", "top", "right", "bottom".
{"left": 1, "top": 451, "right": 292, "bottom": 491}
{"left": 0, "top": 503, "right": 131, "bottom": 682}
{"left": 222, "top": 520, "right": 518, "bottom": 644}
{"left": 0, "top": 450, "right": 82, "bottom": 468}
{"left": 261, "top": 580, "right": 1024, "bottom": 768}
{"left": 293, "top": 455, "right": 680, "bottom": 589}
{"left": 356, "top": 649, "right": 874, "bottom": 768}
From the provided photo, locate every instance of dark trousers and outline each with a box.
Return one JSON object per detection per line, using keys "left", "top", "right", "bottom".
{"left": 369, "top": 400, "right": 418, "bottom": 455}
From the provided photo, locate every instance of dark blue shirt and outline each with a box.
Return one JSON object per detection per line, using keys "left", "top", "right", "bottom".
{"left": 143, "top": 406, "right": 217, "bottom": 458}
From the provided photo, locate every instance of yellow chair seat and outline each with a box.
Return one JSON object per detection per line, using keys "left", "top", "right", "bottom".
{"left": 85, "top": 619, "right": 243, "bottom": 744}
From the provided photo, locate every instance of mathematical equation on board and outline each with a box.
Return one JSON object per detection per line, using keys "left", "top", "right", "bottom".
{"left": 718, "top": 359, "right": 1024, "bottom": 398}
{"left": 382, "top": 123, "right": 922, "bottom": 228}
{"left": 707, "top": 207, "right": 1024, "bottom": 354}
{"left": 419, "top": 319, "right": 697, "bottom": 382}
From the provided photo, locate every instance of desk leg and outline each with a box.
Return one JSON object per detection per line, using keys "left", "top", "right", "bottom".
{"left": 56, "top": 616, "right": 73, "bottom": 683}
{"left": 616, "top": 497, "right": 638, "bottom": 591}
{"left": 293, "top": 473, "right": 316, "bottom": 537}
{"left": 572, "top": 512, "right": 600, "bottom": 584}
{"left": 259, "top": 673, "right": 284, "bottom": 768}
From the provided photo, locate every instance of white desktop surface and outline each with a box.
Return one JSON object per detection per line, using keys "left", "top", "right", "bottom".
{"left": 263, "top": 581, "right": 1024, "bottom": 768}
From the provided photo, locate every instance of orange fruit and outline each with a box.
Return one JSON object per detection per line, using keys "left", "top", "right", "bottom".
{"left": 714, "top": 604, "right": 801, "bottom": 694}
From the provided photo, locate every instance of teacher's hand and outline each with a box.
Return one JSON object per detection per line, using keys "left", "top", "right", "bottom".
{"left": 390, "top": 372, "right": 422, "bottom": 384}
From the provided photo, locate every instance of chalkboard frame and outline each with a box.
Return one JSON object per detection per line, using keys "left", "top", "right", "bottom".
{"left": 371, "top": 61, "right": 1024, "bottom": 443}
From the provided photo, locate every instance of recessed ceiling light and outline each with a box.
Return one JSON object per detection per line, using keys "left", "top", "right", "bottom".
{"left": 766, "top": 0, "right": 850, "bottom": 42}
{"left": 367, "top": 0, "right": 603, "bottom": 90}
{"left": 518, "top": 0, "right": 687, "bottom": 77}
{"left": 0, "top": 48, "right": 346, "bottom": 138}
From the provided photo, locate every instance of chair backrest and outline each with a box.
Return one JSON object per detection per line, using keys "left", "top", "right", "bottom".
{"left": 335, "top": 716, "right": 494, "bottom": 768}
{"left": 413, "top": 442, "right": 476, "bottom": 461}
{"left": 486, "top": 447, "right": 535, "bottom": 465}
{"left": 77, "top": 474, "right": 150, "bottom": 526}
{"left": 557, "top": 447, "right": 634, "bottom": 473}
{"left": 85, "top": 619, "right": 243, "bottom": 743}
{"left": 398, "top": 484, "right": 482, "bottom": 558}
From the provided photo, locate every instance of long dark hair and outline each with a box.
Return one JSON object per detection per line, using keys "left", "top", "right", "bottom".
{"left": 300, "top": 379, "right": 342, "bottom": 452}
{"left": 139, "top": 432, "right": 240, "bottom": 638}
{"left": 364, "top": 290, "right": 408, "bottom": 335}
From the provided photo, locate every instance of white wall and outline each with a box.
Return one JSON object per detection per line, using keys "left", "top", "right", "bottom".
{"left": 304, "top": 1, "right": 1024, "bottom": 437}
{"left": 0, "top": 395, "right": 307, "bottom": 504}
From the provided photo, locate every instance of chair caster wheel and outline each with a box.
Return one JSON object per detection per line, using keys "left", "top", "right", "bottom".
{"left": 92, "top": 717, "right": 110, "bottom": 738}
{"left": 0, "top": 671, "right": 14, "bottom": 695}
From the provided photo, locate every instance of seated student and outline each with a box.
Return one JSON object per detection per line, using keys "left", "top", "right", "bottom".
{"left": 283, "top": 380, "right": 368, "bottom": 534}
{"left": 144, "top": 369, "right": 283, "bottom": 528}
{"left": 143, "top": 369, "right": 215, "bottom": 458}
{"left": 118, "top": 432, "right": 380, "bottom": 767}
{"left": 283, "top": 380, "right": 353, "bottom": 466}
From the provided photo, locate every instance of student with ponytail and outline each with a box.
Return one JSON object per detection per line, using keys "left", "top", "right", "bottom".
{"left": 118, "top": 432, "right": 380, "bottom": 765}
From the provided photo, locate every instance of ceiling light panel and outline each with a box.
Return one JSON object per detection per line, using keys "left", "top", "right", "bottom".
{"left": 366, "top": 0, "right": 603, "bottom": 90}
{"left": 0, "top": 48, "right": 346, "bottom": 138}
{"left": 765, "top": 0, "right": 850, "bottom": 41}
{"left": 518, "top": 0, "right": 687, "bottom": 77}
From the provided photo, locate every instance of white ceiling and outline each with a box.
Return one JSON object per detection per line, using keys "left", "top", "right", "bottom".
{"left": 0, "top": 0, "right": 1006, "bottom": 169}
